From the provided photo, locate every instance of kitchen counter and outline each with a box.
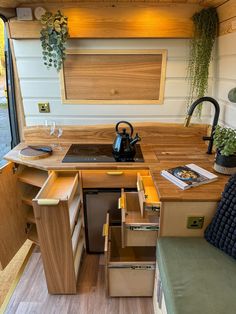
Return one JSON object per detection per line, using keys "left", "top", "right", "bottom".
{"left": 4, "top": 123, "right": 229, "bottom": 202}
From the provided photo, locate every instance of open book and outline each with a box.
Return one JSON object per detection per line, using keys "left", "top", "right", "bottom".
{"left": 161, "top": 164, "right": 218, "bottom": 190}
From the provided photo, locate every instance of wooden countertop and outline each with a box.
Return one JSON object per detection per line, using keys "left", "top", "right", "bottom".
{"left": 4, "top": 123, "right": 229, "bottom": 202}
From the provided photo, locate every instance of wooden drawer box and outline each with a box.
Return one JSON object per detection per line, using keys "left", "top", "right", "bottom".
{"left": 82, "top": 170, "right": 149, "bottom": 188}
{"left": 104, "top": 221, "right": 156, "bottom": 297}
{"left": 137, "top": 173, "right": 161, "bottom": 217}
{"left": 120, "top": 191, "right": 159, "bottom": 247}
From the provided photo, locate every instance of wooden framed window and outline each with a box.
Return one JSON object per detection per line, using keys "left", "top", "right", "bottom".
{"left": 60, "top": 49, "right": 167, "bottom": 105}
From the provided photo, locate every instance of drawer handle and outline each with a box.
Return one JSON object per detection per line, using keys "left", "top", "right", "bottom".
{"left": 137, "top": 179, "right": 144, "bottom": 192}
{"left": 103, "top": 223, "right": 109, "bottom": 237}
{"left": 118, "top": 197, "right": 125, "bottom": 209}
{"left": 127, "top": 225, "right": 159, "bottom": 231}
{"left": 106, "top": 171, "right": 124, "bottom": 176}
{"left": 37, "top": 199, "right": 60, "bottom": 206}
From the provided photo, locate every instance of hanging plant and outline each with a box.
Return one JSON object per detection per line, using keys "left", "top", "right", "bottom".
{"left": 40, "top": 10, "right": 69, "bottom": 72}
{"left": 187, "top": 7, "right": 218, "bottom": 117}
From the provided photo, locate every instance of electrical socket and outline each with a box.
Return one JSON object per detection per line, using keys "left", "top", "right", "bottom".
{"left": 187, "top": 216, "right": 204, "bottom": 229}
{"left": 38, "top": 102, "right": 50, "bottom": 113}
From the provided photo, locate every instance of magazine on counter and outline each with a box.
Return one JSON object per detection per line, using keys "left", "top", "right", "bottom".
{"left": 161, "top": 163, "right": 218, "bottom": 190}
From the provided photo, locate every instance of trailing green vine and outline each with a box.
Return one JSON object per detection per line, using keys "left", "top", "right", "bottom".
{"left": 187, "top": 7, "right": 218, "bottom": 117}
{"left": 40, "top": 10, "right": 69, "bottom": 72}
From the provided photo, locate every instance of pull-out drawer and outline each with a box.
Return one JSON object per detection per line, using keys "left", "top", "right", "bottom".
{"left": 82, "top": 169, "right": 149, "bottom": 188}
{"left": 137, "top": 173, "right": 161, "bottom": 217}
{"left": 119, "top": 191, "right": 159, "bottom": 247}
{"left": 32, "top": 171, "right": 81, "bottom": 294}
{"left": 34, "top": 171, "right": 79, "bottom": 207}
{"left": 103, "top": 217, "right": 155, "bottom": 297}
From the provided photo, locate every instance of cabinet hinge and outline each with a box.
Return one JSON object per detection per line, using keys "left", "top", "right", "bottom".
{"left": 25, "top": 223, "right": 31, "bottom": 234}
{"left": 12, "top": 165, "right": 18, "bottom": 174}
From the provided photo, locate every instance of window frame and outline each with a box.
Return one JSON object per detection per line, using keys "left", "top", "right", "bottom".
{"left": 0, "top": 14, "right": 20, "bottom": 148}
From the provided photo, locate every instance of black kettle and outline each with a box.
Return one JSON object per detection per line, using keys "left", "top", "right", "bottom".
{"left": 112, "top": 121, "right": 141, "bottom": 161}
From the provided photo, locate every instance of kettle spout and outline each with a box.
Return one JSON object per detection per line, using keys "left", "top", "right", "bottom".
{"left": 130, "top": 133, "right": 141, "bottom": 146}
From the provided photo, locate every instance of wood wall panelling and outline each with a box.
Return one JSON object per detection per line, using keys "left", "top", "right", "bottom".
{"left": 0, "top": 1, "right": 228, "bottom": 10}
{"left": 61, "top": 49, "right": 167, "bottom": 104}
{"left": 218, "top": 0, "right": 236, "bottom": 36}
{"left": 8, "top": 4, "right": 203, "bottom": 39}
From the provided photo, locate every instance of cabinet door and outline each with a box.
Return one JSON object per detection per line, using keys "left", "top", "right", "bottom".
{"left": 0, "top": 162, "right": 27, "bottom": 269}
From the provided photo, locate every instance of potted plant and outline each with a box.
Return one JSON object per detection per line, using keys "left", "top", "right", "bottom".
{"left": 40, "top": 10, "right": 69, "bottom": 72}
{"left": 213, "top": 125, "right": 236, "bottom": 175}
{"left": 187, "top": 7, "right": 218, "bottom": 117}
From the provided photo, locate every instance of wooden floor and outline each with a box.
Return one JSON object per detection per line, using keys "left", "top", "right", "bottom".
{"left": 4, "top": 250, "right": 154, "bottom": 314}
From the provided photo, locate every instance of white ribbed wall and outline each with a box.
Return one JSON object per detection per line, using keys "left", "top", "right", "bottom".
{"left": 215, "top": 32, "right": 236, "bottom": 128}
{"left": 13, "top": 39, "right": 213, "bottom": 126}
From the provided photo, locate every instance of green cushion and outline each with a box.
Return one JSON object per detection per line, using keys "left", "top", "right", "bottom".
{"left": 157, "top": 238, "right": 236, "bottom": 314}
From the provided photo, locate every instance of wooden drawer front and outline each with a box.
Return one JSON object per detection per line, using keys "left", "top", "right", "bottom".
{"left": 82, "top": 170, "right": 149, "bottom": 188}
{"left": 120, "top": 191, "right": 159, "bottom": 247}
{"left": 72, "top": 212, "right": 83, "bottom": 255}
{"left": 106, "top": 226, "right": 155, "bottom": 297}
{"left": 124, "top": 227, "right": 158, "bottom": 247}
{"left": 137, "top": 173, "right": 161, "bottom": 217}
{"left": 74, "top": 228, "right": 85, "bottom": 279}
{"left": 34, "top": 171, "right": 79, "bottom": 206}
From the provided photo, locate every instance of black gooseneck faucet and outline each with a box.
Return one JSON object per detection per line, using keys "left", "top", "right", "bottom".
{"left": 184, "top": 97, "right": 220, "bottom": 154}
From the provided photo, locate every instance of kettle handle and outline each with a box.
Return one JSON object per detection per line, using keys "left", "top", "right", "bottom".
{"left": 115, "top": 121, "right": 134, "bottom": 137}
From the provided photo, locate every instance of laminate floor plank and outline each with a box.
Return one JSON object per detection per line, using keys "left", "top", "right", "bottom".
{"left": 5, "top": 252, "right": 154, "bottom": 314}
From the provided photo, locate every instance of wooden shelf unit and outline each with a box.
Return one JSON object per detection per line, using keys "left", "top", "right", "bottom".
{"left": 18, "top": 166, "right": 48, "bottom": 188}
{"left": 32, "top": 171, "right": 84, "bottom": 294}
{"left": 17, "top": 166, "right": 49, "bottom": 247}
{"left": 20, "top": 184, "right": 40, "bottom": 206}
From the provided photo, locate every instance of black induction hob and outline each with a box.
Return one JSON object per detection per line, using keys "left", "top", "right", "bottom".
{"left": 62, "top": 144, "right": 144, "bottom": 163}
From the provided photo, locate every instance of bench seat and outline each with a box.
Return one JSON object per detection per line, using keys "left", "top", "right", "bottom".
{"left": 156, "top": 237, "right": 236, "bottom": 314}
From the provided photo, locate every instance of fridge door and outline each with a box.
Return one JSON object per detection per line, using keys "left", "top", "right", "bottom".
{"left": 84, "top": 189, "right": 121, "bottom": 253}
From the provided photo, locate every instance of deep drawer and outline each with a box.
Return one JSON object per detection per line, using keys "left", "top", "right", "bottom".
{"left": 104, "top": 223, "right": 156, "bottom": 297}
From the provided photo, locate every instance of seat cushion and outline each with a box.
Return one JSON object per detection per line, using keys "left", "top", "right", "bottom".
{"left": 157, "top": 237, "right": 236, "bottom": 314}
{"left": 205, "top": 174, "right": 236, "bottom": 259}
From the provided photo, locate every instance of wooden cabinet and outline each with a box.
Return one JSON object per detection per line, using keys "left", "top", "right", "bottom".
{"left": 33, "top": 171, "right": 84, "bottom": 294}
{"left": 102, "top": 171, "right": 160, "bottom": 297}
{"left": 104, "top": 214, "right": 156, "bottom": 297}
{"left": 0, "top": 163, "right": 48, "bottom": 270}
{"left": 0, "top": 163, "right": 27, "bottom": 269}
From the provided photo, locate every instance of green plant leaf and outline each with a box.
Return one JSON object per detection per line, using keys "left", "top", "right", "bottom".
{"left": 186, "top": 7, "right": 218, "bottom": 118}
{"left": 40, "top": 10, "right": 69, "bottom": 72}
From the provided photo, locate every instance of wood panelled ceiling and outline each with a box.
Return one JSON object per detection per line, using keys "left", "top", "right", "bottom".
{"left": 0, "top": 0, "right": 228, "bottom": 9}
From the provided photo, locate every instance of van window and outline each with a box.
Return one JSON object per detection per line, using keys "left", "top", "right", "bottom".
{"left": 0, "top": 17, "right": 19, "bottom": 166}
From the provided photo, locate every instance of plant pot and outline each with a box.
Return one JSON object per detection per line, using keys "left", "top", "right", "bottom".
{"left": 214, "top": 151, "right": 236, "bottom": 175}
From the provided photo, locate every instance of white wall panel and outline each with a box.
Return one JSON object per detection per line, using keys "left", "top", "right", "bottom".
{"left": 215, "top": 32, "right": 236, "bottom": 128}
{"left": 13, "top": 38, "right": 213, "bottom": 126}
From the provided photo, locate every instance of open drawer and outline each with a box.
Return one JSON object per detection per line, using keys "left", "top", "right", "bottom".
{"left": 137, "top": 173, "right": 161, "bottom": 217}
{"left": 34, "top": 171, "right": 79, "bottom": 207}
{"left": 103, "top": 216, "right": 155, "bottom": 297}
{"left": 119, "top": 190, "right": 159, "bottom": 247}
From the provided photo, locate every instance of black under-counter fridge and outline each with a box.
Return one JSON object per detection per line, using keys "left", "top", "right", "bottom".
{"left": 83, "top": 189, "right": 121, "bottom": 253}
